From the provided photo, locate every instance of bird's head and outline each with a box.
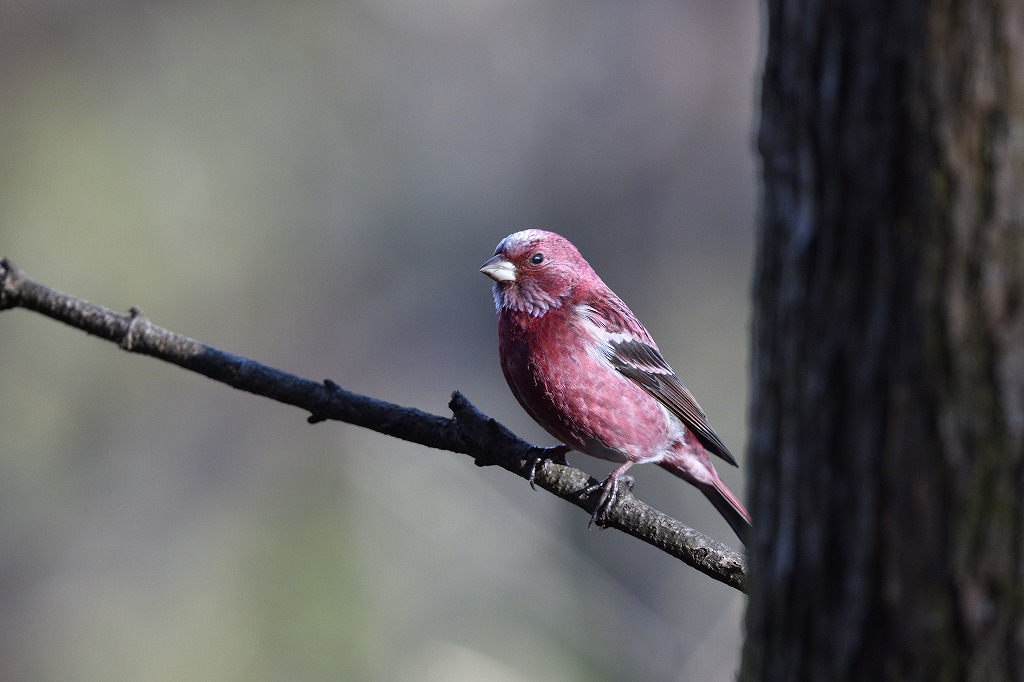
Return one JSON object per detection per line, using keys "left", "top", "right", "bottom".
{"left": 480, "top": 229, "right": 592, "bottom": 317}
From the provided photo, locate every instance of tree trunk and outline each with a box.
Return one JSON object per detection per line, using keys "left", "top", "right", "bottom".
{"left": 744, "top": 1, "right": 1024, "bottom": 679}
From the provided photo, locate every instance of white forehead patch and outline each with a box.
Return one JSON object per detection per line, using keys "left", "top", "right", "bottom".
{"left": 496, "top": 229, "right": 552, "bottom": 253}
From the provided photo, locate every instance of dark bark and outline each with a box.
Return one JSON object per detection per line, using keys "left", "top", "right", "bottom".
{"left": 746, "top": 0, "right": 1024, "bottom": 679}
{"left": 0, "top": 257, "right": 748, "bottom": 591}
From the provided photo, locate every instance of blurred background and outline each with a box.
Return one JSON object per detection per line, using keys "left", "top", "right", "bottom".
{"left": 0, "top": 1, "right": 758, "bottom": 680}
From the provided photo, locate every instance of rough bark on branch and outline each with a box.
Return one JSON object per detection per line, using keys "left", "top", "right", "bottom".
{"left": 0, "top": 257, "right": 747, "bottom": 592}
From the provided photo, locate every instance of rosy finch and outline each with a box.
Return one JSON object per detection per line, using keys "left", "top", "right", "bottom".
{"left": 480, "top": 229, "right": 751, "bottom": 543}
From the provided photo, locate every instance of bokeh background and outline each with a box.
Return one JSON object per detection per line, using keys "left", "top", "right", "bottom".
{"left": 0, "top": 1, "right": 758, "bottom": 680}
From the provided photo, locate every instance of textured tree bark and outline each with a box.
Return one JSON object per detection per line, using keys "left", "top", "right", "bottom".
{"left": 744, "top": 0, "right": 1024, "bottom": 679}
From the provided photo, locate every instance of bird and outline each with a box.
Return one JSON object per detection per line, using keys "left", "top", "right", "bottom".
{"left": 480, "top": 229, "right": 751, "bottom": 543}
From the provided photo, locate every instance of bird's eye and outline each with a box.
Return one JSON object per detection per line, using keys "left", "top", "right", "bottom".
{"left": 530, "top": 252, "right": 544, "bottom": 265}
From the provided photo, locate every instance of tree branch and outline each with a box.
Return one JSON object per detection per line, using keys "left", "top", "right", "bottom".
{"left": 0, "top": 257, "right": 748, "bottom": 592}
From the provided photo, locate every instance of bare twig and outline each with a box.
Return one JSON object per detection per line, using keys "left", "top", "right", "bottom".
{"left": 0, "top": 257, "right": 748, "bottom": 591}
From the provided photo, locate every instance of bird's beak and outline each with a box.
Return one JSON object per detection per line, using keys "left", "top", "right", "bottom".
{"left": 479, "top": 255, "right": 516, "bottom": 283}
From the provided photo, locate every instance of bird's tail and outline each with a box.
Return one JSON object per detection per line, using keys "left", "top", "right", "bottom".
{"left": 699, "top": 478, "right": 752, "bottom": 546}
{"left": 659, "top": 458, "right": 752, "bottom": 545}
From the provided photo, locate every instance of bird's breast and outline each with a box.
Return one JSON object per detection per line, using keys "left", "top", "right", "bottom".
{"left": 498, "top": 309, "right": 675, "bottom": 463}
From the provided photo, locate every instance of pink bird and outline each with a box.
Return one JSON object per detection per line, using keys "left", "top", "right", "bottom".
{"left": 480, "top": 229, "right": 751, "bottom": 543}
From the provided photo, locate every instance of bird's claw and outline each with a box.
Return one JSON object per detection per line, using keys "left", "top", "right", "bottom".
{"left": 585, "top": 474, "right": 634, "bottom": 529}
{"left": 527, "top": 445, "right": 571, "bottom": 489}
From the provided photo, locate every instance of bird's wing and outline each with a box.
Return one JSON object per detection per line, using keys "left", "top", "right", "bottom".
{"left": 579, "top": 297, "right": 738, "bottom": 467}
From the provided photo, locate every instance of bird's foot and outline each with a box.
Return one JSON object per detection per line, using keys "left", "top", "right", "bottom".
{"left": 526, "top": 445, "right": 571, "bottom": 490}
{"left": 585, "top": 473, "right": 635, "bottom": 529}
